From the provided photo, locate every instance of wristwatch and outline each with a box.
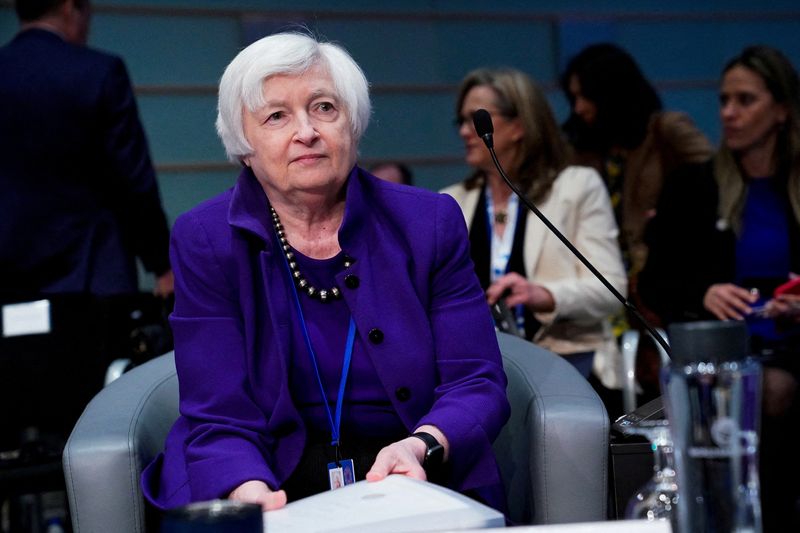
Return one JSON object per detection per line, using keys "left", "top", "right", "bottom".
{"left": 410, "top": 431, "right": 444, "bottom": 469}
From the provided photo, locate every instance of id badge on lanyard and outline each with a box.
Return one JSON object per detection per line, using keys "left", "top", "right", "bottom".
{"left": 280, "top": 245, "right": 359, "bottom": 491}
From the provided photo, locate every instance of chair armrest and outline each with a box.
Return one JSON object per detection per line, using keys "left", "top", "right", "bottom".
{"left": 494, "top": 333, "right": 609, "bottom": 525}
{"left": 63, "top": 352, "right": 178, "bottom": 533}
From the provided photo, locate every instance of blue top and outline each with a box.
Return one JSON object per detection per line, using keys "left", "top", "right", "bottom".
{"left": 736, "top": 177, "right": 792, "bottom": 341}
{"left": 289, "top": 251, "right": 405, "bottom": 440}
{"left": 736, "top": 177, "right": 790, "bottom": 284}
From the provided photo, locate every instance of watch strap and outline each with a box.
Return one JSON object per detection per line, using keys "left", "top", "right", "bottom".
{"left": 410, "top": 431, "right": 444, "bottom": 468}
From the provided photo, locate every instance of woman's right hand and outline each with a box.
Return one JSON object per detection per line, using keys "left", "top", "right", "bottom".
{"left": 764, "top": 294, "right": 800, "bottom": 322}
{"left": 228, "top": 480, "right": 287, "bottom": 511}
{"left": 702, "top": 283, "right": 758, "bottom": 321}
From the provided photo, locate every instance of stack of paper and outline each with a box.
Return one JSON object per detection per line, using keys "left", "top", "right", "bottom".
{"left": 263, "top": 475, "right": 504, "bottom": 532}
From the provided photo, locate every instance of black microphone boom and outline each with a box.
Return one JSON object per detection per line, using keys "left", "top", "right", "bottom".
{"left": 471, "top": 109, "right": 671, "bottom": 357}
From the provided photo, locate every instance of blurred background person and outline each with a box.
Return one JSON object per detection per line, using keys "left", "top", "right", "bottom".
{"left": 441, "top": 68, "right": 627, "bottom": 405}
{"left": 561, "top": 43, "right": 712, "bottom": 278}
{"left": 561, "top": 43, "right": 712, "bottom": 405}
{"left": 369, "top": 161, "right": 414, "bottom": 186}
{"left": 0, "top": 0, "right": 172, "bottom": 300}
{"left": 142, "top": 32, "right": 510, "bottom": 514}
{"left": 0, "top": 2, "right": 174, "bottom": 527}
{"left": 639, "top": 45, "right": 800, "bottom": 532}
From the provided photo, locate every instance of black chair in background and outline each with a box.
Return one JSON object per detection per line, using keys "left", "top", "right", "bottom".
{"left": 0, "top": 293, "right": 172, "bottom": 532}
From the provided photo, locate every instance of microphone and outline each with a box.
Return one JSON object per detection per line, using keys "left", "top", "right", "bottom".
{"left": 471, "top": 109, "right": 671, "bottom": 357}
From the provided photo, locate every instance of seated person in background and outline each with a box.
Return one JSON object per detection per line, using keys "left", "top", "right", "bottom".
{"left": 639, "top": 45, "right": 800, "bottom": 532}
{"left": 368, "top": 161, "right": 414, "bottom": 186}
{"left": 561, "top": 43, "right": 712, "bottom": 410}
{"left": 561, "top": 43, "right": 712, "bottom": 278}
{"left": 441, "top": 68, "right": 627, "bottom": 392}
{"left": 141, "top": 32, "right": 510, "bottom": 514}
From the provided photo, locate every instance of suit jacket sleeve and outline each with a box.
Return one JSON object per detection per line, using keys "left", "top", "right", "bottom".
{"left": 537, "top": 169, "right": 628, "bottom": 323}
{"left": 414, "top": 194, "right": 510, "bottom": 491}
{"left": 169, "top": 211, "right": 279, "bottom": 501}
{"left": 101, "top": 58, "right": 170, "bottom": 276}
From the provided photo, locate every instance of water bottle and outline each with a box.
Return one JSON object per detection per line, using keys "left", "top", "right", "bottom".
{"left": 660, "top": 320, "right": 762, "bottom": 533}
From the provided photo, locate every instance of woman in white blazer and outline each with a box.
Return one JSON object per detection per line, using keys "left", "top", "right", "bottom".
{"left": 442, "top": 68, "right": 628, "bottom": 390}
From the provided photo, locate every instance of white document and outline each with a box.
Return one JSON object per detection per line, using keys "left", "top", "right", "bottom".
{"left": 2, "top": 299, "right": 51, "bottom": 337}
{"left": 473, "top": 519, "right": 671, "bottom": 532}
{"left": 263, "top": 474, "right": 504, "bottom": 532}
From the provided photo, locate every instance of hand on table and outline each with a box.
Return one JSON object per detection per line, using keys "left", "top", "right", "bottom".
{"left": 228, "top": 480, "right": 287, "bottom": 511}
{"left": 365, "top": 437, "right": 427, "bottom": 483}
{"left": 366, "top": 425, "right": 450, "bottom": 483}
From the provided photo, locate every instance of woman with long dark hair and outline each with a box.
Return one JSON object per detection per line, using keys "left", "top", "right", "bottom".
{"left": 561, "top": 43, "right": 712, "bottom": 277}
{"left": 640, "top": 45, "right": 800, "bottom": 531}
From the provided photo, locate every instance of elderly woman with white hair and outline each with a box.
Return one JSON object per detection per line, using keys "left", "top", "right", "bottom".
{"left": 140, "top": 32, "right": 510, "bottom": 513}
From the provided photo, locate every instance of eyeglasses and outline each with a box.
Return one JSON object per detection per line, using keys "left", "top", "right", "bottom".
{"left": 453, "top": 110, "right": 513, "bottom": 129}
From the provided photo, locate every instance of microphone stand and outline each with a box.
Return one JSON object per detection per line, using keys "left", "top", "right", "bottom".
{"left": 473, "top": 110, "right": 671, "bottom": 357}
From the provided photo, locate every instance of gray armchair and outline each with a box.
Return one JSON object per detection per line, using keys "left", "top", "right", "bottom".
{"left": 63, "top": 332, "right": 609, "bottom": 532}
{"left": 494, "top": 332, "right": 609, "bottom": 525}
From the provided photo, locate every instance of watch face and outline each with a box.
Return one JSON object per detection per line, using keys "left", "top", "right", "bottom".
{"left": 412, "top": 432, "right": 444, "bottom": 468}
{"left": 426, "top": 443, "right": 444, "bottom": 466}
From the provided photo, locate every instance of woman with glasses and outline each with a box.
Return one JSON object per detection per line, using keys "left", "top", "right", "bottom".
{"left": 442, "top": 68, "right": 627, "bottom": 392}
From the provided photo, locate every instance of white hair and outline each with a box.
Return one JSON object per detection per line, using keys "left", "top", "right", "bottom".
{"left": 216, "top": 32, "right": 371, "bottom": 163}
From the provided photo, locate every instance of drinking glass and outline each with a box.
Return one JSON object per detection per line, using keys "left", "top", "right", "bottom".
{"left": 623, "top": 419, "right": 679, "bottom": 523}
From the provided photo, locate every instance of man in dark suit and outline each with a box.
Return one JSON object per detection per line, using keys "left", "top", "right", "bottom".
{"left": 0, "top": 0, "right": 172, "bottom": 299}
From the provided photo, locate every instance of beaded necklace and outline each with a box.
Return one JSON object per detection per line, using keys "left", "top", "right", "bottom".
{"left": 270, "top": 206, "right": 352, "bottom": 303}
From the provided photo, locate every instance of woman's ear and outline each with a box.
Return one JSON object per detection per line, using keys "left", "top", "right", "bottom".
{"left": 509, "top": 118, "right": 525, "bottom": 143}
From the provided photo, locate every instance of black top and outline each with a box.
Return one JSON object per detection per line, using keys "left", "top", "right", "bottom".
{"left": 469, "top": 186, "right": 540, "bottom": 338}
{"left": 639, "top": 160, "right": 800, "bottom": 364}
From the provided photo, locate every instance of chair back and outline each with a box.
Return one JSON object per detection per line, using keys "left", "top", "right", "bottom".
{"left": 63, "top": 352, "right": 177, "bottom": 533}
{"left": 494, "top": 332, "right": 609, "bottom": 524}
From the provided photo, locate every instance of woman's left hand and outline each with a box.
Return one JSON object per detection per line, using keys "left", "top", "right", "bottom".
{"left": 365, "top": 437, "right": 427, "bottom": 482}
{"left": 486, "top": 272, "right": 555, "bottom": 312}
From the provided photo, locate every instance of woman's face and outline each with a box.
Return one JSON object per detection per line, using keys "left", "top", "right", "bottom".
{"left": 241, "top": 65, "right": 356, "bottom": 200}
{"left": 720, "top": 65, "right": 787, "bottom": 156}
{"left": 568, "top": 74, "right": 597, "bottom": 126}
{"left": 457, "top": 85, "right": 523, "bottom": 173}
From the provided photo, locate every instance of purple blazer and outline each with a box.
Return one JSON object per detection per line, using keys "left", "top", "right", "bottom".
{"left": 141, "top": 166, "right": 510, "bottom": 509}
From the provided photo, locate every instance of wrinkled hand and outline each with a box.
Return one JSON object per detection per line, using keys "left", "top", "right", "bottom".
{"left": 702, "top": 283, "right": 758, "bottom": 321}
{"left": 485, "top": 272, "right": 554, "bottom": 312}
{"left": 228, "top": 480, "right": 287, "bottom": 511}
{"left": 764, "top": 294, "right": 800, "bottom": 322}
{"left": 365, "top": 437, "right": 427, "bottom": 483}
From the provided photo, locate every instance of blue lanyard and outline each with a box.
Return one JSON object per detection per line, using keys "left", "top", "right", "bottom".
{"left": 279, "top": 248, "right": 357, "bottom": 447}
{"left": 484, "top": 188, "right": 526, "bottom": 337}
{"left": 484, "top": 186, "right": 518, "bottom": 280}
